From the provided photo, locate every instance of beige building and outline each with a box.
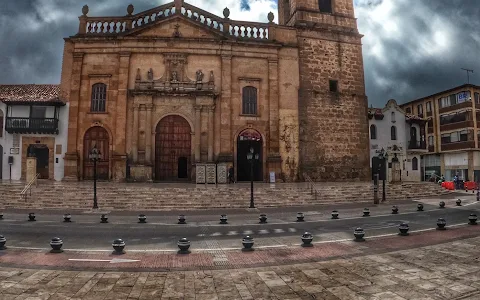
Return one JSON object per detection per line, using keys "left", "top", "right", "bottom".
{"left": 400, "top": 84, "right": 480, "bottom": 182}
{"left": 60, "top": 0, "right": 369, "bottom": 182}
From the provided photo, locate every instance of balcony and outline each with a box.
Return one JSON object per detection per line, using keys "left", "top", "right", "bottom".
{"left": 408, "top": 140, "right": 427, "bottom": 151}
{"left": 438, "top": 101, "right": 473, "bottom": 114}
{"left": 441, "top": 141, "right": 475, "bottom": 151}
{"left": 5, "top": 117, "right": 59, "bottom": 134}
{"left": 440, "top": 120, "right": 474, "bottom": 132}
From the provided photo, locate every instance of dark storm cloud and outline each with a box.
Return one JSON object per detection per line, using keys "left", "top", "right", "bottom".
{"left": 0, "top": 0, "right": 479, "bottom": 109}
{"left": 356, "top": 0, "right": 480, "bottom": 106}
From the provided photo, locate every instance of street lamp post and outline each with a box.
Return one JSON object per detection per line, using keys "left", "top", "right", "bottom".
{"left": 378, "top": 148, "right": 389, "bottom": 202}
{"left": 247, "top": 147, "right": 259, "bottom": 208}
{"left": 89, "top": 145, "right": 102, "bottom": 209}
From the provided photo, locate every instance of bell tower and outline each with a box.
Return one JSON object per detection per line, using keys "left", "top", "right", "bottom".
{"left": 283, "top": 0, "right": 370, "bottom": 181}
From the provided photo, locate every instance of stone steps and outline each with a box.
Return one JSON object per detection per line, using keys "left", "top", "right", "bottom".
{"left": 0, "top": 181, "right": 452, "bottom": 210}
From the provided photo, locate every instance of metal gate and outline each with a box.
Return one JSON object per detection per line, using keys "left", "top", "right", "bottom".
{"left": 155, "top": 115, "right": 191, "bottom": 181}
{"left": 83, "top": 126, "right": 109, "bottom": 180}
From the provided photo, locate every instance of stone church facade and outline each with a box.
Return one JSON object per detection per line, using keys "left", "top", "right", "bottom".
{"left": 60, "top": 0, "right": 369, "bottom": 182}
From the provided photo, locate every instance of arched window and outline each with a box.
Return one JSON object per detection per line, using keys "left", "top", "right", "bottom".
{"left": 391, "top": 112, "right": 395, "bottom": 122}
{"left": 391, "top": 126, "right": 397, "bottom": 140}
{"left": 370, "top": 124, "right": 377, "bottom": 140}
{"left": 242, "top": 86, "right": 257, "bottom": 115}
{"left": 91, "top": 83, "right": 107, "bottom": 112}
{"left": 412, "top": 157, "right": 418, "bottom": 170}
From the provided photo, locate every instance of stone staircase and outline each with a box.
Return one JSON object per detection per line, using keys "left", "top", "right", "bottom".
{"left": 0, "top": 180, "right": 453, "bottom": 211}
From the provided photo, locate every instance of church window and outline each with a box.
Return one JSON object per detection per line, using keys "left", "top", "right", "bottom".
{"left": 412, "top": 157, "right": 418, "bottom": 170}
{"left": 319, "top": 0, "right": 333, "bottom": 13}
{"left": 91, "top": 83, "right": 107, "bottom": 112}
{"left": 391, "top": 126, "right": 397, "bottom": 140}
{"left": 329, "top": 80, "right": 338, "bottom": 92}
{"left": 242, "top": 86, "right": 257, "bottom": 115}
{"left": 370, "top": 124, "right": 376, "bottom": 140}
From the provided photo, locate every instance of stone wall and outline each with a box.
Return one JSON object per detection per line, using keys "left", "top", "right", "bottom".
{"left": 297, "top": 26, "right": 370, "bottom": 181}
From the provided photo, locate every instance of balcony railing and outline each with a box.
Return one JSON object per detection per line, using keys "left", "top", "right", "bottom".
{"left": 5, "top": 117, "right": 59, "bottom": 134}
{"left": 408, "top": 140, "right": 427, "bottom": 150}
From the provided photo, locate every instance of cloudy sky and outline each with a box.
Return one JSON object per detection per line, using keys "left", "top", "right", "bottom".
{"left": 0, "top": 0, "right": 478, "bottom": 107}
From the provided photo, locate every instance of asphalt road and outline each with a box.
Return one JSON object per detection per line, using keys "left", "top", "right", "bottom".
{"left": 0, "top": 201, "right": 478, "bottom": 251}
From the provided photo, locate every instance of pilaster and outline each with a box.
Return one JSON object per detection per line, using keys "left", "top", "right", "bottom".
{"left": 132, "top": 104, "right": 140, "bottom": 163}
{"left": 194, "top": 105, "right": 202, "bottom": 162}
{"left": 116, "top": 52, "right": 131, "bottom": 154}
{"left": 64, "top": 52, "right": 84, "bottom": 180}
{"left": 220, "top": 55, "right": 232, "bottom": 154}
{"left": 207, "top": 105, "right": 215, "bottom": 162}
{"left": 145, "top": 104, "right": 154, "bottom": 164}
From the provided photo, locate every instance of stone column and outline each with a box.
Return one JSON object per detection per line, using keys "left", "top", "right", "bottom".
{"left": 194, "top": 105, "right": 202, "bottom": 162}
{"left": 145, "top": 104, "right": 154, "bottom": 164}
{"left": 208, "top": 106, "right": 215, "bottom": 162}
{"left": 132, "top": 104, "right": 139, "bottom": 163}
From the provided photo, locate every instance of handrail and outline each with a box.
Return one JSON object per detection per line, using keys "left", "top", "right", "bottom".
{"left": 303, "top": 173, "right": 318, "bottom": 201}
{"left": 20, "top": 173, "right": 40, "bottom": 201}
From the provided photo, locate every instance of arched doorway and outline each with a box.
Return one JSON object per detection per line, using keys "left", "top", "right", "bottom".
{"left": 83, "top": 126, "right": 109, "bottom": 180}
{"left": 155, "top": 115, "right": 192, "bottom": 181}
{"left": 27, "top": 144, "right": 49, "bottom": 179}
{"left": 237, "top": 129, "right": 263, "bottom": 181}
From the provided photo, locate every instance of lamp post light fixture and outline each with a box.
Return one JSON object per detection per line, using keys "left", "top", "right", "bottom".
{"left": 89, "top": 145, "right": 102, "bottom": 210}
{"left": 247, "top": 147, "right": 259, "bottom": 208}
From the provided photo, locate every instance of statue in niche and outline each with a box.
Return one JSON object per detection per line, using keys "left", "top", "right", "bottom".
{"left": 147, "top": 68, "right": 153, "bottom": 81}
{"left": 171, "top": 71, "right": 178, "bottom": 82}
{"left": 196, "top": 70, "right": 204, "bottom": 82}
{"left": 209, "top": 71, "right": 214, "bottom": 83}
{"left": 136, "top": 68, "right": 141, "bottom": 81}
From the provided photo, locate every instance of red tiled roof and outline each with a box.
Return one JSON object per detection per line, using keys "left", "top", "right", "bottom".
{"left": 0, "top": 84, "right": 63, "bottom": 104}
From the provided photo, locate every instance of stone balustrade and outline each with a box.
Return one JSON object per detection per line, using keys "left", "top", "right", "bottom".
{"left": 78, "top": 2, "right": 275, "bottom": 41}
{"left": 227, "top": 21, "right": 269, "bottom": 40}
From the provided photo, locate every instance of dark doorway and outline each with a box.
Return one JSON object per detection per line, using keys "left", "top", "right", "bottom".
{"left": 178, "top": 157, "right": 188, "bottom": 179}
{"left": 83, "top": 126, "right": 110, "bottom": 180}
{"left": 237, "top": 129, "right": 263, "bottom": 181}
{"left": 0, "top": 145, "right": 3, "bottom": 179}
{"left": 155, "top": 115, "right": 191, "bottom": 181}
{"left": 410, "top": 127, "right": 417, "bottom": 143}
{"left": 28, "top": 144, "right": 49, "bottom": 179}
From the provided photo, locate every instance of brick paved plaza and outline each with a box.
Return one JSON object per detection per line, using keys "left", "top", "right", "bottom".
{"left": 1, "top": 227, "right": 480, "bottom": 299}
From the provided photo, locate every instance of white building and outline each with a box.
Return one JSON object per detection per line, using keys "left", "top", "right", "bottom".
{"left": 0, "top": 85, "right": 69, "bottom": 181}
{"left": 368, "top": 99, "right": 430, "bottom": 182}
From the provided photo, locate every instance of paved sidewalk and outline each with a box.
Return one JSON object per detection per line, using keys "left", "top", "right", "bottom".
{"left": 1, "top": 232, "right": 480, "bottom": 299}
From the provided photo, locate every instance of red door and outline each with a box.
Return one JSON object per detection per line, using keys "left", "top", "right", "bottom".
{"left": 83, "top": 126, "right": 109, "bottom": 180}
{"left": 155, "top": 115, "right": 191, "bottom": 181}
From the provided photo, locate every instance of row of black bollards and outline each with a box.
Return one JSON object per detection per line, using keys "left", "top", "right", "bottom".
{"left": 11, "top": 201, "right": 469, "bottom": 224}
{"left": 0, "top": 214, "right": 477, "bottom": 253}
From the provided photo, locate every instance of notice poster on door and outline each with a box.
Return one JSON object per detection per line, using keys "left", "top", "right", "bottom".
{"left": 269, "top": 172, "right": 275, "bottom": 183}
